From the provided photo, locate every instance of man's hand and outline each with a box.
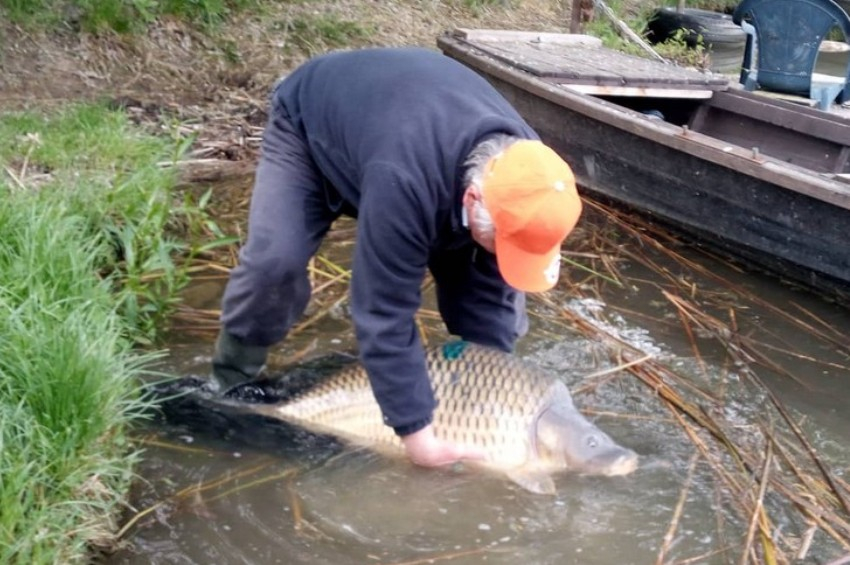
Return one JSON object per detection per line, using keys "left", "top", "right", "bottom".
{"left": 401, "top": 424, "right": 488, "bottom": 467}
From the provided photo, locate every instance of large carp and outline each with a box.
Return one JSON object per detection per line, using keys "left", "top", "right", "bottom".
{"left": 252, "top": 341, "right": 638, "bottom": 494}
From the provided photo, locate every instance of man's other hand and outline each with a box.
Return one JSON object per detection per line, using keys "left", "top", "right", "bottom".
{"left": 401, "top": 424, "right": 488, "bottom": 467}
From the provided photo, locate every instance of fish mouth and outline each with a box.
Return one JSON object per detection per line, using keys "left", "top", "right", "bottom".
{"left": 598, "top": 449, "right": 639, "bottom": 476}
{"left": 572, "top": 447, "right": 639, "bottom": 477}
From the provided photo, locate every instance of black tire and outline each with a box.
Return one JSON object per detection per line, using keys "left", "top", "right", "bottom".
{"left": 647, "top": 7, "right": 746, "bottom": 48}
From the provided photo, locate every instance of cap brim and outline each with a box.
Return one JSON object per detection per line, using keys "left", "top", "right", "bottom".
{"left": 494, "top": 236, "right": 561, "bottom": 293}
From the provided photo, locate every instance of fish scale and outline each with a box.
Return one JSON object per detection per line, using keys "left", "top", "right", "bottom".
{"left": 266, "top": 342, "right": 559, "bottom": 468}
{"left": 257, "top": 340, "right": 639, "bottom": 493}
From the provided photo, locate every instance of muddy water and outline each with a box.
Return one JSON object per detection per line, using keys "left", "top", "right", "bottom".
{"left": 105, "top": 206, "right": 850, "bottom": 565}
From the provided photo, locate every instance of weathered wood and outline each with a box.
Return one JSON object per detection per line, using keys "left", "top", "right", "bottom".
{"left": 751, "top": 90, "right": 819, "bottom": 107}
{"left": 453, "top": 32, "right": 727, "bottom": 89}
{"left": 452, "top": 29, "right": 601, "bottom": 46}
{"left": 570, "top": 0, "right": 584, "bottom": 34}
{"left": 705, "top": 89, "right": 850, "bottom": 146}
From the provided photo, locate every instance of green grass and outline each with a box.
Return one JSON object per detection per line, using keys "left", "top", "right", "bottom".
{"left": 0, "top": 104, "right": 228, "bottom": 343}
{"left": 0, "top": 198, "right": 159, "bottom": 562}
{"left": 662, "top": 0, "right": 738, "bottom": 12}
{"left": 585, "top": 0, "right": 649, "bottom": 55}
{"left": 652, "top": 28, "right": 709, "bottom": 68}
{"left": 0, "top": 103, "right": 225, "bottom": 563}
{"left": 453, "top": 0, "right": 512, "bottom": 11}
{"left": 277, "top": 13, "right": 372, "bottom": 55}
{"left": 0, "top": 0, "right": 262, "bottom": 32}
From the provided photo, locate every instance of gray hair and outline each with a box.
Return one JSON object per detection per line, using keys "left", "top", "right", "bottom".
{"left": 462, "top": 134, "right": 520, "bottom": 245}
{"left": 463, "top": 134, "right": 520, "bottom": 189}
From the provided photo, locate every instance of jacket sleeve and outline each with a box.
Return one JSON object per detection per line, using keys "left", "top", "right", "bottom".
{"left": 350, "top": 162, "right": 437, "bottom": 436}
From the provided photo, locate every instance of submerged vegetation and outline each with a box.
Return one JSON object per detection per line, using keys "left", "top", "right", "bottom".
{"left": 0, "top": 104, "right": 224, "bottom": 562}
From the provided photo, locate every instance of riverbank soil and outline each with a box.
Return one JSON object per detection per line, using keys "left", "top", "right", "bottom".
{"left": 0, "top": 2, "right": 578, "bottom": 106}
{"left": 0, "top": 1, "right": 572, "bottom": 194}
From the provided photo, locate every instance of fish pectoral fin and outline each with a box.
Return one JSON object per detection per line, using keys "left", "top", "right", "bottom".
{"left": 506, "top": 466, "right": 556, "bottom": 495}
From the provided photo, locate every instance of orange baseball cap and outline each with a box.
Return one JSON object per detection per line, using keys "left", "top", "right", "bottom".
{"left": 481, "top": 140, "right": 582, "bottom": 292}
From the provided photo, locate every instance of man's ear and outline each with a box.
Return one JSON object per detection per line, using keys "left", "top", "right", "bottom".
{"left": 461, "top": 185, "right": 479, "bottom": 207}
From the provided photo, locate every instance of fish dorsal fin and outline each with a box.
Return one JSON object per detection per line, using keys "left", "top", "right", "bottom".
{"left": 506, "top": 464, "right": 556, "bottom": 495}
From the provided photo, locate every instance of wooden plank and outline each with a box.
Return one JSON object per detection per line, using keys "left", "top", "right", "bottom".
{"left": 694, "top": 105, "right": 846, "bottom": 174}
{"left": 570, "top": 0, "right": 583, "bottom": 33}
{"left": 688, "top": 104, "right": 710, "bottom": 131}
{"left": 708, "top": 89, "right": 850, "bottom": 145}
{"left": 452, "top": 28, "right": 602, "bottom": 47}
{"left": 561, "top": 84, "right": 715, "bottom": 98}
{"left": 456, "top": 34, "right": 728, "bottom": 89}
{"left": 752, "top": 90, "right": 819, "bottom": 107}
{"left": 475, "top": 40, "right": 622, "bottom": 81}
{"left": 837, "top": 145, "right": 850, "bottom": 174}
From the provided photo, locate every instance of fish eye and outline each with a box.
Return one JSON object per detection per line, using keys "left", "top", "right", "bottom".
{"left": 586, "top": 436, "right": 598, "bottom": 449}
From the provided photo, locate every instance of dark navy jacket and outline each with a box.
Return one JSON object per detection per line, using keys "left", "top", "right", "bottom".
{"left": 274, "top": 47, "right": 537, "bottom": 435}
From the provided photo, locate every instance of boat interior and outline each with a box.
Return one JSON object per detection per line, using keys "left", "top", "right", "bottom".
{"left": 590, "top": 89, "right": 850, "bottom": 174}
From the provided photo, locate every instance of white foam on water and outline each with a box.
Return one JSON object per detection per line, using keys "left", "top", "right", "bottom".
{"left": 565, "top": 297, "right": 667, "bottom": 359}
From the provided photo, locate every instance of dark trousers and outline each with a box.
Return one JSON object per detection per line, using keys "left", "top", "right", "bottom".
{"left": 220, "top": 99, "right": 528, "bottom": 350}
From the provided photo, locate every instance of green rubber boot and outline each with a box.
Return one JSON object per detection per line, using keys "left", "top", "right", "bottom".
{"left": 211, "top": 331, "right": 269, "bottom": 393}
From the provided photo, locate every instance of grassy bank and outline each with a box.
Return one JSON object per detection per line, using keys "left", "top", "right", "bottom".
{"left": 0, "top": 104, "right": 216, "bottom": 563}
{"left": 0, "top": 0, "right": 261, "bottom": 32}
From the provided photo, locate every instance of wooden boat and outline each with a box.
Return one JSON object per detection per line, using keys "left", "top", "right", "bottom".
{"left": 437, "top": 29, "right": 850, "bottom": 301}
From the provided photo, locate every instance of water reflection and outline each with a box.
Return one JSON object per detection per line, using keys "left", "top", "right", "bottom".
{"left": 106, "top": 205, "right": 850, "bottom": 565}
